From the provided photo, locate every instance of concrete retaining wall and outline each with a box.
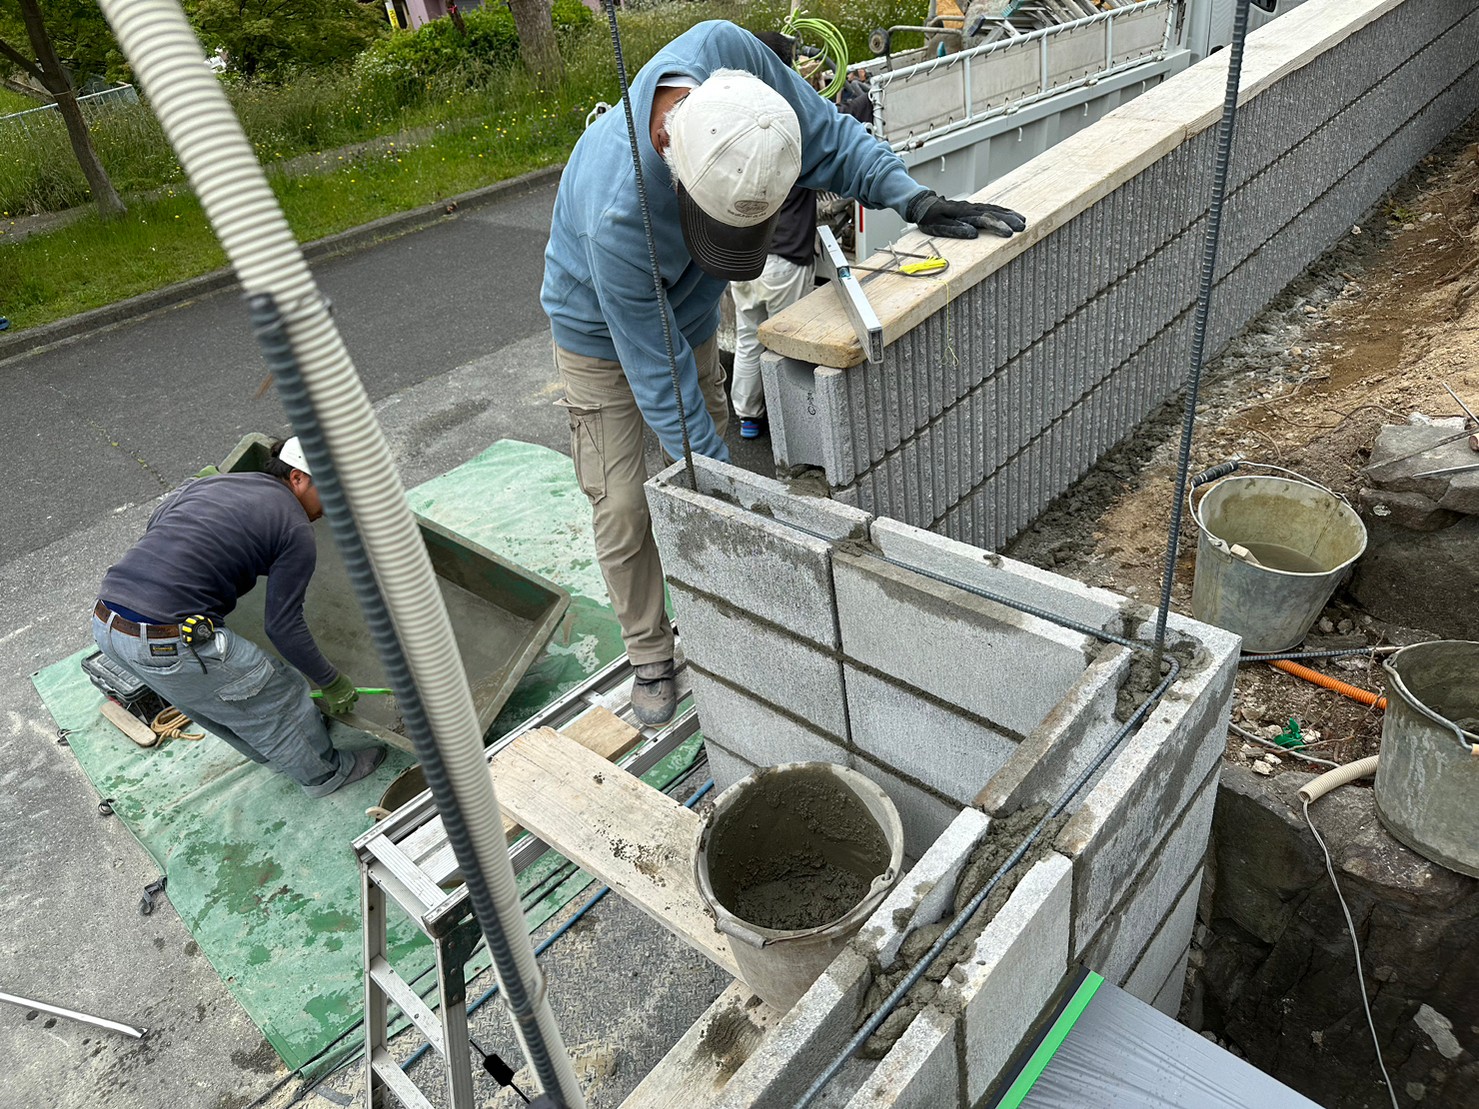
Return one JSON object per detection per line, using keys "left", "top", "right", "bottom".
{"left": 759, "top": 0, "right": 1479, "bottom": 549}
{"left": 647, "top": 456, "right": 1240, "bottom": 1105}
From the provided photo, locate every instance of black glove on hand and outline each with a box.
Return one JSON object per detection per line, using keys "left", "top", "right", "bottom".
{"left": 906, "top": 190, "right": 1027, "bottom": 239}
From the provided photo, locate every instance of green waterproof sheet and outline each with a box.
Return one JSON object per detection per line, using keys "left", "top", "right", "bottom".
{"left": 33, "top": 441, "right": 689, "bottom": 1077}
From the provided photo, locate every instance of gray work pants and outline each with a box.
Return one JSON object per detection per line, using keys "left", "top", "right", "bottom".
{"left": 92, "top": 612, "right": 352, "bottom": 797}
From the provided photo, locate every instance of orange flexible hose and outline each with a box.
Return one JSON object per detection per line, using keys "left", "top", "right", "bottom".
{"left": 1270, "top": 659, "right": 1388, "bottom": 711}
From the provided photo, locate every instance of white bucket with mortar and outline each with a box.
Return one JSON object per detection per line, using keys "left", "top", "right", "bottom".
{"left": 694, "top": 762, "right": 903, "bottom": 1010}
{"left": 1190, "top": 466, "right": 1367, "bottom": 653}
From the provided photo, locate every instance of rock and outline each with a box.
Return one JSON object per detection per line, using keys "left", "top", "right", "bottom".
{"left": 1413, "top": 1005, "right": 1463, "bottom": 1060}
{"left": 1318, "top": 617, "right": 1337, "bottom": 634}
{"left": 1439, "top": 470, "right": 1479, "bottom": 516}
{"left": 1351, "top": 516, "right": 1479, "bottom": 640}
{"left": 1251, "top": 761, "right": 1274, "bottom": 776}
{"left": 1240, "top": 744, "right": 1262, "bottom": 759}
{"left": 1359, "top": 488, "right": 1461, "bottom": 531}
{"left": 1262, "top": 753, "right": 1283, "bottom": 765}
{"left": 1336, "top": 619, "right": 1354, "bottom": 634}
{"left": 1408, "top": 1082, "right": 1427, "bottom": 1102}
{"left": 1365, "top": 424, "right": 1479, "bottom": 503}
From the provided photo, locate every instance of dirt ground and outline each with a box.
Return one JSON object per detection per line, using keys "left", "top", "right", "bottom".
{"left": 1007, "top": 115, "right": 1479, "bottom": 776}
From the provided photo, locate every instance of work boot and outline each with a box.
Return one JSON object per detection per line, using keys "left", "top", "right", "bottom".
{"left": 631, "top": 659, "right": 677, "bottom": 726}
{"left": 336, "top": 746, "right": 386, "bottom": 791}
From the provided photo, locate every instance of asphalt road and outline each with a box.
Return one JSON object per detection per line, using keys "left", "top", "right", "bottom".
{"left": 0, "top": 178, "right": 769, "bottom": 1109}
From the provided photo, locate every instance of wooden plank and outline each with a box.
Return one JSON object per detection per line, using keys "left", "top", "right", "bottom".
{"left": 623, "top": 981, "right": 781, "bottom": 1109}
{"left": 99, "top": 700, "right": 158, "bottom": 748}
{"left": 493, "top": 726, "right": 739, "bottom": 979}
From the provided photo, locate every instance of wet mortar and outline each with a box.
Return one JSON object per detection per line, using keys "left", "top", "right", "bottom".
{"left": 706, "top": 766, "right": 891, "bottom": 932}
{"left": 859, "top": 805, "right": 1070, "bottom": 1058}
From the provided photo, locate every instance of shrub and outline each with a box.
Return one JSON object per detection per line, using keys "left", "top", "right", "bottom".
{"left": 354, "top": 1, "right": 595, "bottom": 104}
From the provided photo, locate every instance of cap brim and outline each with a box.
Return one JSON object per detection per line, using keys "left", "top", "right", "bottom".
{"left": 677, "top": 183, "right": 779, "bottom": 281}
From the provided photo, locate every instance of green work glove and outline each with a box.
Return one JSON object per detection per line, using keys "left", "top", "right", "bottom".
{"left": 319, "top": 674, "right": 359, "bottom": 715}
{"left": 194, "top": 464, "right": 220, "bottom": 478}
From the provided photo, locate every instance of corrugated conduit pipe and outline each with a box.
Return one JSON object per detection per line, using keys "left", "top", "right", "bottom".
{"left": 95, "top": 3, "right": 583, "bottom": 1104}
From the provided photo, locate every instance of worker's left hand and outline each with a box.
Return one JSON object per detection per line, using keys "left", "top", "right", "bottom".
{"left": 319, "top": 674, "right": 360, "bottom": 715}
{"left": 907, "top": 190, "right": 1027, "bottom": 239}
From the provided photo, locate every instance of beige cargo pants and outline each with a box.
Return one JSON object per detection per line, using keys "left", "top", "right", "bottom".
{"left": 554, "top": 338, "right": 728, "bottom": 665}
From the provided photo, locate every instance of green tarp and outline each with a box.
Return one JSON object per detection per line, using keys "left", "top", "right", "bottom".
{"left": 33, "top": 441, "right": 686, "bottom": 1077}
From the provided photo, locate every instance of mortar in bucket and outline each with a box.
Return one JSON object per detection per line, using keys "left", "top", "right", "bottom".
{"left": 1374, "top": 640, "right": 1479, "bottom": 878}
{"left": 1189, "top": 464, "right": 1367, "bottom": 653}
{"left": 694, "top": 762, "right": 903, "bottom": 1010}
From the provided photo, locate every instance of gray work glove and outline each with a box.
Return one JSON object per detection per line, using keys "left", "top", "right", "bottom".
{"left": 906, "top": 189, "right": 1027, "bottom": 239}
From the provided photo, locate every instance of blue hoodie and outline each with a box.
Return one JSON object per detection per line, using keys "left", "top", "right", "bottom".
{"left": 541, "top": 20, "right": 923, "bottom": 461}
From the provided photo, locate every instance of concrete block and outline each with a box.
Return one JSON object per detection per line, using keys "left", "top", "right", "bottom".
{"left": 654, "top": 453, "right": 872, "bottom": 541}
{"left": 1077, "top": 773, "right": 1217, "bottom": 982}
{"left": 855, "top": 808, "right": 992, "bottom": 971}
{"left": 849, "top": 752, "right": 962, "bottom": 864}
{"left": 671, "top": 582, "right": 849, "bottom": 740}
{"left": 763, "top": 353, "right": 828, "bottom": 475}
{"left": 1152, "top": 949, "right": 1190, "bottom": 1019}
{"left": 977, "top": 645, "right": 1135, "bottom": 816}
{"left": 1055, "top": 624, "right": 1236, "bottom": 949}
{"left": 845, "top": 1006, "right": 960, "bottom": 1109}
{"left": 844, "top": 665, "right": 1017, "bottom": 806}
{"left": 1124, "top": 868, "right": 1201, "bottom": 1008}
{"left": 648, "top": 460, "right": 866, "bottom": 649}
{"left": 868, "top": 516, "right": 1124, "bottom": 632}
{"left": 945, "top": 852, "right": 1074, "bottom": 1107}
{"left": 834, "top": 551, "right": 1095, "bottom": 738}
{"left": 689, "top": 668, "right": 849, "bottom": 769}
{"left": 712, "top": 947, "right": 875, "bottom": 1109}
{"left": 704, "top": 739, "right": 758, "bottom": 794}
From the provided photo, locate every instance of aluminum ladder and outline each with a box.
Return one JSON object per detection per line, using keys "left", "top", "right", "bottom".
{"left": 354, "top": 652, "right": 700, "bottom": 1109}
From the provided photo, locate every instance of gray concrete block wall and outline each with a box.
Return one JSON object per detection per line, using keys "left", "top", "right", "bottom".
{"left": 767, "top": 0, "right": 1479, "bottom": 546}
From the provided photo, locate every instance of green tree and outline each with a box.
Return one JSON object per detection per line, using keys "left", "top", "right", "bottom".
{"left": 186, "top": 0, "right": 386, "bottom": 79}
{"left": 0, "top": 0, "right": 126, "bottom": 219}
{"left": 0, "top": 0, "right": 129, "bottom": 87}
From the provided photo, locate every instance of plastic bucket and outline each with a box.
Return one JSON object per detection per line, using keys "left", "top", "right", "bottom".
{"left": 1190, "top": 470, "right": 1367, "bottom": 653}
{"left": 694, "top": 762, "right": 903, "bottom": 1010}
{"left": 1374, "top": 641, "right": 1479, "bottom": 878}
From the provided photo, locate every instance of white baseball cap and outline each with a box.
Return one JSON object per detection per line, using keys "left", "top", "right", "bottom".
{"left": 278, "top": 436, "right": 311, "bottom": 477}
{"left": 668, "top": 69, "right": 803, "bottom": 281}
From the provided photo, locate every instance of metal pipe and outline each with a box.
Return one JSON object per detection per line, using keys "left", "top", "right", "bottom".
{"left": 0, "top": 990, "right": 145, "bottom": 1039}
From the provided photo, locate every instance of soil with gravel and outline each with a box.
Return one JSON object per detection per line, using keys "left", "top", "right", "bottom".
{"left": 1006, "top": 112, "right": 1479, "bottom": 779}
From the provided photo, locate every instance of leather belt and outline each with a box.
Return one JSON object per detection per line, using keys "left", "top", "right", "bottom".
{"left": 94, "top": 600, "right": 182, "bottom": 640}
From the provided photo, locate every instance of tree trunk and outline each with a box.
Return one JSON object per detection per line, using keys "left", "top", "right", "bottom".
{"left": 18, "top": 0, "right": 126, "bottom": 220}
{"left": 506, "top": 0, "right": 564, "bottom": 88}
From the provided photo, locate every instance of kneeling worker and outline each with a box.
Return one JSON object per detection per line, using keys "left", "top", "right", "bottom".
{"left": 91, "top": 437, "right": 384, "bottom": 796}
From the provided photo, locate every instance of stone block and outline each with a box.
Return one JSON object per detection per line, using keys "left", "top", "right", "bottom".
{"left": 844, "top": 665, "right": 1017, "bottom": 806}
{"left": 1152, "top": 949, "right": 1190, "bottom": 1019}
{"left": 1056, "top": 624, "right": 1236, "bottom": 949}
{"left": 1124, "top": 868, "right": 1202, "bottom": 1008}
{"left": 712, "top": 947, "right": 874, "bottom": 1109}
{"left": 834, "top": 552, "right": 1094, "bottom": 738}
{"left": 849, "top": 753, "right": 963, "bottom": 864}
{"left": 945, "top": 852, "right": 1074, "bottom": 1107}
{"left": 976, "top": 645, "right": 1134, "bottom": 815}
{"left": 762, "top": 353, "right": 829, "bottom": 474}
{"left": 671, "top": 582, "right": 849, "bottom": 740}
{"left": 1077, "top": 774, "right": 1218, "bottom": 982}
{"left": 855, "top": 808, "right": 992, "bottom": 971}
{"left": 867, "top": 517, "right": 1125, "bottom": 632}
{"left": 845, "top": 1006, "right": 960, "bottom": 1109}
{"left": 689, "top": 668, "right": 849, "bottom": 770}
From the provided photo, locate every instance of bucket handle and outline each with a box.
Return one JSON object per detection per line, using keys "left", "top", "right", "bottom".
{"left": 1382, "top": 650, "right": 1479, "bottom": 754}
{"left": 1187, "top": 459, "right": 1352, "bottom": 539}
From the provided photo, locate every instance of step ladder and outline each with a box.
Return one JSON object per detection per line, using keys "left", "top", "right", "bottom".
{"left": 354, "top": 653, "right": 700, "bottom": 1109}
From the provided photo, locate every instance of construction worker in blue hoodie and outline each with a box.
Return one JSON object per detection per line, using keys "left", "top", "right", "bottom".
{"left": 541, "top": 20, "right": 1026, "bottom": 725}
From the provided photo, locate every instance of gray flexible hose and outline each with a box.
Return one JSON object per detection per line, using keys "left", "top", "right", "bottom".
{"left": 97, "top": 3, "right": 582, "bottom": 1103}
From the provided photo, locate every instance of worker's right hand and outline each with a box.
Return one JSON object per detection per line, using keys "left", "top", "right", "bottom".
{"left": 319, "top": 674, "right": 359, "bottom": 716}
{"left": 907, "top": 189, "right": 1027, "bottom": 239}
